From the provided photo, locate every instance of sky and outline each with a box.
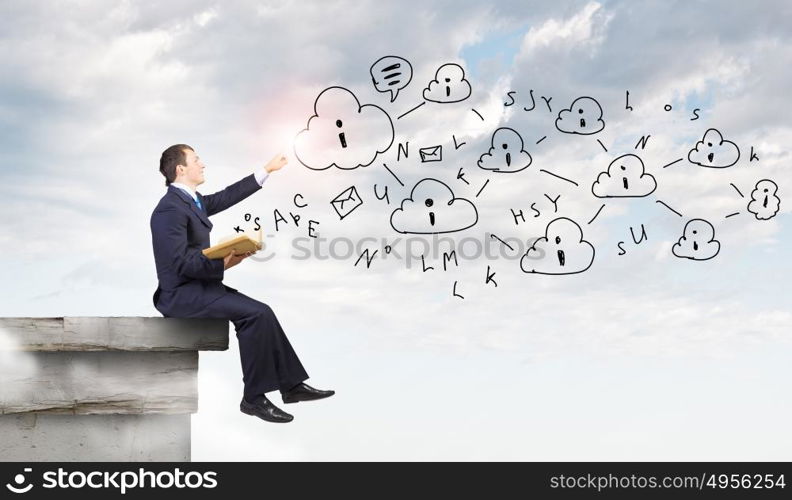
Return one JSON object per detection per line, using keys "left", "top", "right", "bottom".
{"left": 1, "top": 0, "right": 791, "bottom": 460}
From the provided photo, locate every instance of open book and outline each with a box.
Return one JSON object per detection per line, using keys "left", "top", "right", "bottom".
{"left": 202, "top": 230, "right": 264, "bottom": 260}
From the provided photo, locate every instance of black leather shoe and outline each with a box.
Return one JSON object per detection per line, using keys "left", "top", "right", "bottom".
{"left": 281, "top": 383, "right": 335, "bottom": 404}
{"left": 240, "top": 396, "right": 294, "bottom": 423}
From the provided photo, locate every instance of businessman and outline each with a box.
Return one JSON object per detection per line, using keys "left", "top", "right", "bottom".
{"left": 150, "top": 144, "right": 334, "bottom": 423}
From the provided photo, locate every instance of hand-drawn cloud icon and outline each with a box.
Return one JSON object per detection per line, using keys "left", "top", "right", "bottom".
{"left": 330, "top": 185, "right": 363, "bottom": 220}
{"left": 370, "top": 56, "right": 413, "bottom": 103}
{"left": 294, "top": 86, "right": 394, "bottom": 170}
{"left": 477, "top": 127, "right": 533, "bottom": 173}
{"left": 390, "top": 178, "right": 478, "bottom": 234}
{"left": 555, "top": 97, "right": 605, "bottom": 135}
{"left": 592, "top": 153, "right": 657, "bottom": 198}
{"left": 520, "top": 218, "right": 595, "bottom": 275}
{"left": 672, "top": 219, "right": 720, "bottom": 261}
{"left": 747, "top": 179, "right": 780, "bottom": 220}
{"left": 419, "top": 145, "right": 443, "bottom": 163}
{"left": 423, "top": 63, "right": 472, "bottom": 104}
{"left": 687, "top": 128, "right": 740, "bottom": 168}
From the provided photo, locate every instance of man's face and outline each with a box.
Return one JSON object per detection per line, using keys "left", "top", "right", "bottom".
{"left": 177, "top": 148, "right": 205, "bottom": 186}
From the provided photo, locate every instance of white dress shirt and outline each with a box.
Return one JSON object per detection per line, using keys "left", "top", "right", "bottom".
{"left": 171, "top": 170, "right": 269, "bottom": 202}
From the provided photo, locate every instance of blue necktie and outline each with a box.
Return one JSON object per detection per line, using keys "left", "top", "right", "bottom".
{"left": 194, "top": 197, "right": 203, "bottom": 211}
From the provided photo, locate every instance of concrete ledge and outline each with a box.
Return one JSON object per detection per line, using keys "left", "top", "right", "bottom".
{"left": 0, "top": 317, "right": 229, "bottom": 461}
{"left": 0, "top": 317, "right": 229, "bottom": 352}
{"left": 0, "top": 414, "right": 191, "bottom": 461}
{"left": 1, "top": 352, "right": 198, "bottom": 415}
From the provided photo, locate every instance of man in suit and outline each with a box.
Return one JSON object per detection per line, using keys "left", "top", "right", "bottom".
{"left": 150, "top": 144, "right": 334, "bottom": 423}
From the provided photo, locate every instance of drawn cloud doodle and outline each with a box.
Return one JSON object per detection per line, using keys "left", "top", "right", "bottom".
{"left": 592, "top": 153, "right": 657, "bottom": 198}
{"left": 747, "top": 179, "right": 780, "bottom": 220}
{"left": 423, "top": 63, "right": 472, "bottom": 103}
{"left": 390, "top": 178, "right": 478, "bottom": 234}
{"left": 672, "top": 219, "right": 721, "bottom": 261}
{"left": 478, "top": 128, "right": 533, "bottom": 173}
{"left": 370, "top": 55, "right": 413, "bottom": 103}
{"left": 294, "top": 86, "right": 394, "bottom": 170}
{"left": 555, "top": 97, "right": 605, "bottom": 135}
{"left": 687, "top": 128, "right": 740, "bottom": 168}
{"left": 520, "top": 218, "right": 595, "bottom": 275}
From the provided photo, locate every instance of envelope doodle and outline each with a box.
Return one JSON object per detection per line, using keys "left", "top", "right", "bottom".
{"left": 419, "top": 145, "right": 443, "bottom": 163}
{"left": 331, "top": 185, "right": 364, "bottom": 220}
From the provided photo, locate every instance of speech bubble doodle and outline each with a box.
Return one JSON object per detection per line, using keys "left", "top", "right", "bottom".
{"left": 370, "top": 56, "right": 413, "bottom": 103}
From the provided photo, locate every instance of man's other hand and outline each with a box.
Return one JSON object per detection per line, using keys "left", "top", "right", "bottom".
{"left": 264, "top": 153, "right": 288, "bottom": 173}
{"left": 223, "top": 250, "right": 254, "bottom": 270}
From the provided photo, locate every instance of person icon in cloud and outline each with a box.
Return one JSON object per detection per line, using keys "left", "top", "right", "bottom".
{"left": 520, "top": 218, "right": 595, "bottom": 275}
{"left": 390, "top": 178, "right": 478, "bottom": 234}
{"left": 423, "top": 63, "right": 472, "bottom": 103}
{"left": 672, "top": 219, "right": 721, "bottom": 261}
{"left": 478, "top": 128, "right": 533, "bottom": 173}
{"left": 592, "top": 153, "right": 657, "bottom": 198}
{"left": 555, "top": 97, "right": 605, "bottom": 135}
{"left": 687, "top": 128, "right": 740, "bottom": 168}
{"left": 747, "top": 179, "right": 781, "bottom": 220}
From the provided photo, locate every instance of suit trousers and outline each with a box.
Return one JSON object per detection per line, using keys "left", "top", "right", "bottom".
{"left": 185, "top": 288, "right": 309, "bottom": 399}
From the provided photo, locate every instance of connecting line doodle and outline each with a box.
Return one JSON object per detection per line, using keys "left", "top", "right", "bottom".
{"left": 730, "top": 183, "right": 745, "bottom": 198}
{"left": 397, "top": 101, "right": 426, "bottom": 120}
{"left": 597, "top": 139, "right": 608, "bottom": 152}
{"left": 383, "top": 163, "right": 405, "bottom": 187}
{"left": 471, "top": 108, "right": 485, "bottom": 121}
{"left": 725, "top": 212, "right": 740, "bottom": 219}
{"left": 476, "top": 179, "right": 490, "bottom": 198}
{"left": 655, "top": 200, "right": 683, "bottom": 218}
{"left": 536, "top": 136, "right": 547, "bottom": 145}
{"left": 588, "top": 204, "right": 606, "bottom": 225}
{"left": 490, "top": 234, "right": 515, "bottom": 251}
{"left": 295, "top": 86, "right": 394, "bottom": 171}
{"left": 539, "top": 169, "right": 580, "bottom": 187}
{"left": 661, "top": 157, "right": 684, "bottom": 169}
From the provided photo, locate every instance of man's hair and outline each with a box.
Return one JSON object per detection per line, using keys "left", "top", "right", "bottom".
{"left": 159, "top": 144, "right": 194, "bottom": 186}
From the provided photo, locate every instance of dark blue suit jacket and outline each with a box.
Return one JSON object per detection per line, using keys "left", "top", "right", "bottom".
{"left": 150, "top": 174, "right": 262, "bottom": 317}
